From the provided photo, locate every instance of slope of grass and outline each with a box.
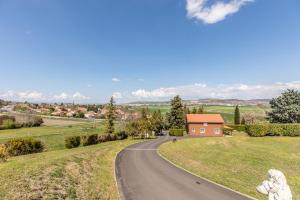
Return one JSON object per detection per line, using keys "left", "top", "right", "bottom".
{"left": 0, "top": 122, "right": 110, "bottom": 151}
{"left": 0, "top": 139, "right": 138, "bottom": 200}
{"left": 159, "top": 136, "right": 300, "bottom": 200}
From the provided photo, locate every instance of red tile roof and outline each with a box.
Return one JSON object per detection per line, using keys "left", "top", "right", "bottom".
{"left": 186, "top": 114, "right": 224, "bottom": 123}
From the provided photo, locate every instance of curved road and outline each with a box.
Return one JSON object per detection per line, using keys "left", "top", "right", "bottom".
{"left": 116, "top": 136, "right": 253, "bottom": 200}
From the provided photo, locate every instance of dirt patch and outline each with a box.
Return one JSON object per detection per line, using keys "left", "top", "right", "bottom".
{"left": 42, "top": 118, "right": 83, "bottom": 126}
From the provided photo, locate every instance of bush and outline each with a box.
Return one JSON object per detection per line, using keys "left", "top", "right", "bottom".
{"left": 108, "top": 134, "right": 117, "bottom": 141}
{"left": 0, "top": 115, "right": 15, "bottom": 125}
{"left": 223, "top": 127, "right": 234, "bottom": 136}
{"left": 0, "top": 144, "right": 8, "bottom": 162}
{"left": 169, "top": 128, "right": 185, "bottom": 136}
{"left": 227, "top": 125, "right": 246, "bottom": 132}
{"left": 81, "top": 134, "right": 98, "bottom": 146}
{"left": 2, "top": 119, "right": 16, "bottom": 129}
{"left": 116, "top": 131, "right": 128, "bottom": 140}
{"left": 6, "top": 138, "right": 44, "bottom": 156}
{"left": 245, "top": 124, "right": 269, "bottom": 137}
{"left": 98, "top": 134, "right": 109, "bottom": 143}
{"left": 65, "top": 136, "right": 81, "bottom": 149}
{"left": 245, "top": 124, "right": 300, "bottom": 137}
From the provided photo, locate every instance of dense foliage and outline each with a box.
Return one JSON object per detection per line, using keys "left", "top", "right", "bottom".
{"left": 234, "top": 105, "right": 241, "bottom": 125}
{"left": 168, "top": 96, "right": 185, "bottom": 129}
{"left": 6, "top": 138, "right": 44, "bottom": 156}
{"left": 105, "top": 97, "right": 116, "bottom": 134}
{"left": 268, "top": 89, "right": 300, "bottom": 123}
{"left": 227, "top": 124, "right": 246, "bottom": 132}
{"left": 65, "top": 136, "right": 81, "bottom": 149}
{"left": 245, "top": 124, "right": 300, "bottom": 137}
{"left": 169, "top": 128, "right": 185, "bottom": 136}
{"left": 82, "top": 134, "right": 98, "bottom": 146}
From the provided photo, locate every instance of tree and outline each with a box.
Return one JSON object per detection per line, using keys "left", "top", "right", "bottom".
{"left": 234, "top": 105, "right": 241, "bottom": 125}
{"left": 197, "top": 106, "right": 204, "bottom": 114}
{"left": 268, "top": 89, "right": 300, "bottom": 123}
{"left": 192, "top": 107, "right": 197, "bottom": 114}
{"left": 151, "top": 110, "right": 164, "bottom": 135}
{"left": 168, "top": 95, "right": 185, "bottom": 128}
{"left": 105, "top": 97, "right": 116, "bottom": 133}
{"left": 241, "top": 117, "right": 246, "bottom": 125}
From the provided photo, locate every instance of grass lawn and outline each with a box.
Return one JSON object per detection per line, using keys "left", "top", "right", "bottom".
{"left": 0, "top": 139, "right": 139, "bottom": 200}
{"left": 159, "top": 135, "right": 300, "bottom": 200}
{"left": 0, "top": 121, "right": 112, "bottom": 151}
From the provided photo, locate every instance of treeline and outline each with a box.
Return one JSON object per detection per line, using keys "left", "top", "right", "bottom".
{"left": 0, "top": 115, "right": 43, "bottom": 130}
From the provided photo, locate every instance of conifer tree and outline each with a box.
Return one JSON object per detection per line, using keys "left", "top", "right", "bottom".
{"left": 105, "top": 97, "right": 116, "bottom": 133}
{"left": 234, "top": 105, "right": 241, "bottom": 125}
{"left": 169, "top": 95, "right": 185, "bottom": 128}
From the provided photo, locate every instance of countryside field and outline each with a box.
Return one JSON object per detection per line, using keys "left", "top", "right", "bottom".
{"left": 134, "top": 105, "right": 270, "bottom": 123}
{"left": 0, "top": 119, "right": 139, "bottom": 199}
{"left": 0, "top": 119, "right": 116, "bottom": 151}
{"left": 159, "top": 135, "right": 300, "bottom": 200}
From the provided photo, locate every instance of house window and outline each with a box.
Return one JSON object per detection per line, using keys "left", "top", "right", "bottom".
{"left": 214, "top": 128, "right": 221, "bottom": 135}
{"left": 203, "top": 123, "right": 208, "bottom": 126}
{"left": 192, "top": 128, "right": 196, "bottom": 133}
{"left": 200, "top": 128, "right": 205, "bottom": 134}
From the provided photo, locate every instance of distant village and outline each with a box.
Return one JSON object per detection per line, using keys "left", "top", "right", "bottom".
{"left": 0, "top": 99, "right": 141, "bottom": 121}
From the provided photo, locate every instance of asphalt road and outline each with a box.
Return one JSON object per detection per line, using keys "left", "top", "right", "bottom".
{"left": 115, "top": 136, "right": 254, "bottom": 200}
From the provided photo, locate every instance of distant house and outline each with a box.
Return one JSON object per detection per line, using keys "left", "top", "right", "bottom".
{"left": 186, "top": 114, "right": 225, "bottom": 137}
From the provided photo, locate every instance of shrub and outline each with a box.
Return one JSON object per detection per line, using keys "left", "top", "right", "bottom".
{"left": 169, "top": 128, "right": 185, "bottom": 136}
{"left": 116, "top": 131, "right": 128, "bottom": 140}
{"left": 6, "top": 138, "right": 44, "bottom": 156}
{"left": 245, "top": 124, "right": 300, "bottom": 137}
{"left": 65, "top": 136, "right": 81, "bottom": 149}
{"left": 223, "top": 127, "right": 234, "bottom": 136}
{"left": 227, "top": 125, "right": 246, "bottom": 132}
{"left": 245, "top": 124, "right": 269, "bottom": 137}
{"left": 0, "top": 115, "right": 15, "bottom": 125}
{"left": 98, "top": 134, "right": 109, "bottom": 143}
{"left": 2, "top": 119, "right": 16, "bottom": 129}
{"left": 108, "top": 134, "right": 117, "bottom": 141}
{"left": 81, "top": 134, "right": 98, "bottom": 146}
{"left": 0, "top": 144, "right": 8, "bottom": 162}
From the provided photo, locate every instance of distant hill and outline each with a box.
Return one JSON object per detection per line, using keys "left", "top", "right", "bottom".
{"left": 126, "top": 98, "right": 270, "bottom": 106}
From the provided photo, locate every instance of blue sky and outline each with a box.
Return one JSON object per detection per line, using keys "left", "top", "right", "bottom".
{"left": 0, "top": 0, "right": 300, "bottom": 103}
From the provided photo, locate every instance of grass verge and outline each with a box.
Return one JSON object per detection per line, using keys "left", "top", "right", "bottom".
{"left": 159, "top": 136, "right": 300, "bottom": 200}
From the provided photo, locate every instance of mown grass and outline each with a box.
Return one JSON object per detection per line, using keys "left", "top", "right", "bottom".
{"left": 0, "top": 139, "right": 139, "bottom": 200}
{"left": 0, "top": 122, "right": 111, "bottom": 151}
{"left": 159, "top": 136, "right": 300, "bottom": 200}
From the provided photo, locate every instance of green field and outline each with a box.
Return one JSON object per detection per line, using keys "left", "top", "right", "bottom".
{"left": 0, "top": 119, "right": 121, "bottom": 151}
{"left": 159, "top": 135, "right": 300, "bottom": 200}
{"left": 135, "top": 105, "right": 270, "bottom": 123}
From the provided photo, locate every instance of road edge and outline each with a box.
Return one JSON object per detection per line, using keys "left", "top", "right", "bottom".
{"left": 157, "top": 147, "right": 257, "bottom": 200}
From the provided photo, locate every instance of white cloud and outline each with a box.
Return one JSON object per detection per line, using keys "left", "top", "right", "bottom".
{"left": 112, "top": 78, "right": 121, "bottom": 82}
{"left": 131, "top": 81, "right": 300, "bottom": 100}
{"left": 53, "top": 92, "right": 69, "bottom": 100}
{"left": 186, "top": 0, "right": 254, "bottom": 24}
{"left": 73, "top": 92, "right": 90, "bottom": 100}
{"left": 112, "top": 92, "right": 123, "bottom": 99}
{"left": 0, "top": 90, "right": 43, "bottom": 100}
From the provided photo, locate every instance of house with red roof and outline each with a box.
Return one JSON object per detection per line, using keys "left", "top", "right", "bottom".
{"left": 186, "top": 114, "right": 225, "bottom": 137}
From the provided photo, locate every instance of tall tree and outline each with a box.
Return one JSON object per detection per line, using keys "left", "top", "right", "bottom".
{"left": 268, "top": 89, "right": 300, "bottom": 123}
{"left": 169, "top": 95, "right": 185, "bottom": 128}
{"left": 151, "top": 109, "right": 164, "bottom": 135}
{"left": 234, "top": 105, "right": 241, "bottom": 125}
{"left": 192, "top": 107, "right": 197, "bottom": 114}
{"left": 105, "top": 97, "right": 116, "bottom": 133}
{"left": 197, "top": 105, "right": 204, "bottom": 114}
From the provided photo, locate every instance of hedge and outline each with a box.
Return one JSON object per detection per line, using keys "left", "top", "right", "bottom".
{"left": 227, "top": 125, "right": 246, "bottom": 132}
{"left": 245, "top": 124, "right": 300, "bottom": 137}
{"left": 65, "top": 136, "right": 81, "bottom": 149}
{"left": 169, "top": 128, "right": 185, "bottom": 136}
{"left": 82, "top": 134, "right": 98, "bottom": 146}
{"left": 6, "top": 138, "right": 44, "bottom": 156}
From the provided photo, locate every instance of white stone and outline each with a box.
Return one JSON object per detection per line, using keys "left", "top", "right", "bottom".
{"left": 257, "top": 169, "right": 292, "bottom": 200}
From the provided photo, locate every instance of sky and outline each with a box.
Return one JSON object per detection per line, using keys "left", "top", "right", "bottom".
{"left": 0, "top": 0, "right": 300, "bottom": 103}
